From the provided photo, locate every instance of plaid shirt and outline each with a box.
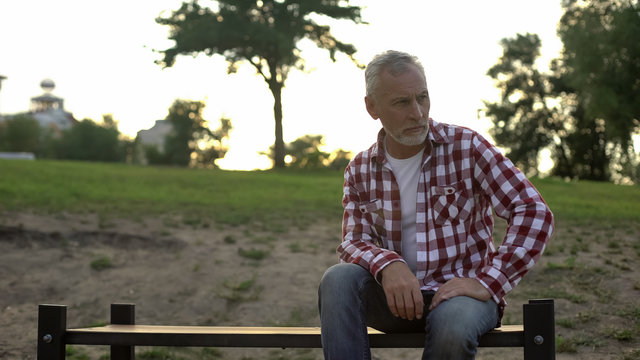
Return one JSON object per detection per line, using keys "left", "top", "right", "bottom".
{"left": 339, "top": 119, "right": 553, "bottom": 312}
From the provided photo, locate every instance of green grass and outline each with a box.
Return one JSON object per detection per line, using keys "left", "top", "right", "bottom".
{"left": 532, "top": 176, "right": 640, "bottom": 222}
{"left": 217, "top": 276, "right": 262, "bottom": 303}
{"left": 0, "top": 159, "right": 344, "bottom": 226}
{"left": 90, "top": 255, "right": 114, "bottom": 271}
{"left": 238, "top": 247, "right": 269, "bottom": 260}
{"left": 1, "top": 159, "right": 639, "bottom": 226}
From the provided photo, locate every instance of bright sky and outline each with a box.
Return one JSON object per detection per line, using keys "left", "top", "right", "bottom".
{"left": 0, "top": 0, "right": 564, "bottom": 170}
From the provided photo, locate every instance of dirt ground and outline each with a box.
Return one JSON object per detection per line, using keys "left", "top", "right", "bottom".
{"left": 0, "top": 212, "right": 638, "bottom": 359}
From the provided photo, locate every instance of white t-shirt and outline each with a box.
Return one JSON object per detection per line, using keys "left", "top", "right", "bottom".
{"left": 385, "top": 147, "right": 424, "bottom": 274}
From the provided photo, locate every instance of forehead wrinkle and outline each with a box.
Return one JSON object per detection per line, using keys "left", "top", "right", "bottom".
{"left": 382, "top": 86, "right": 429, "bottom": 100}
{"left": 374, "top": 65, "right": 429, "bottom": 101}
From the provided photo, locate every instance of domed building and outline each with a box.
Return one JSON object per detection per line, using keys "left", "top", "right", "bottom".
{"left": 29, "top": 79, "right": 77, "bottom": 132}
{"left": 0, "top": 78, "right": 77, "bottom": 133}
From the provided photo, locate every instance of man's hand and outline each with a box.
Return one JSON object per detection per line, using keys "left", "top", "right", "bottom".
{"left": 380, "top": 262, "right": 424, "bottom": 320}
{"left": 429, "top": 277, "right": 491, "bottom": 310}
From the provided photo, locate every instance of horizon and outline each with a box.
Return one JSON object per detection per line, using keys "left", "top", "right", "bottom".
{"left": 0, "top": 0, "right": 564, "bottom": 170}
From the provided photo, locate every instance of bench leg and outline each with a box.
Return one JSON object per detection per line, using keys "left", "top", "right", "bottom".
{"left": 38, "top": 304, "right": 67, "bottom": 360}
{"left": 523, "top": 299, "right": 555, "bottom": 360}
{"left": 111, "top": 303, "right": 135, "bottom": 360}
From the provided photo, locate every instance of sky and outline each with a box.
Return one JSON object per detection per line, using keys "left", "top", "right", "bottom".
{"left": 0, "top": 0, "right": 564, "bottom": 170}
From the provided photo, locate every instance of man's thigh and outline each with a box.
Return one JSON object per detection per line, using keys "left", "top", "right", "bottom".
{"left": 426, "top": 295, "right": 498, "bottom": 336}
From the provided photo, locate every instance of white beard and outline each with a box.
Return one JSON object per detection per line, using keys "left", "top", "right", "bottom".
{"left": 388, "top": 123, "right": 429, "bottom": 146}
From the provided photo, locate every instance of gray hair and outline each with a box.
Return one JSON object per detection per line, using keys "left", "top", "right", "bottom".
{"left": 365, "top": 50, "right": 426, "bottom": 98}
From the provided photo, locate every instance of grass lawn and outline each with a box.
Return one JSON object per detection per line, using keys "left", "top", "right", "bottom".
{"left": 0, "top": 159, "right": 344, "bottom": 228}
{"left": 2, "top": 159, "right": 639, "bottom": 224}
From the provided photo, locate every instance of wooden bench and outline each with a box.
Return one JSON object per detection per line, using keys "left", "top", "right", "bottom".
{"left": 37, "top": 299, "right": 555, "bottom": 359}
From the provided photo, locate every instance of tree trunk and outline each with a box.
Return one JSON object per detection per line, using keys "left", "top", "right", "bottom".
{"left": 269, "top": 81, "right": 285, "bottom": 168}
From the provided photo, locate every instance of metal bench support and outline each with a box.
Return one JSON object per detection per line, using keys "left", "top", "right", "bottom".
{"left": 37, "top": 304, "right": 66, "bottom": 360}
{"left": 110, "top": 304, "right": 135, "bottom": 360}
{"left": 523, "top": 299, "right": 555, "bottom": 360}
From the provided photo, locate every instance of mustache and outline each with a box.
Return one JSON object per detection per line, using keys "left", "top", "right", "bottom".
{"left": 403, "top": 121, "right": 428, "bottom": 131}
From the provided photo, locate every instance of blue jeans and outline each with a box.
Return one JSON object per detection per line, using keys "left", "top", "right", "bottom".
{"left": 318, "top": 263, "right": 499, "bottom": 360}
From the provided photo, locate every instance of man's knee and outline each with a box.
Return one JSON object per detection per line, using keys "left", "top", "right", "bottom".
{"left": 424, "top": 296, "right": 498, "bottom": 358}
{"left": 318, "top": 263, "right": 370, "bottom": 317}
{"left": 320, "top": 263, "right": 368, "bottom": 292}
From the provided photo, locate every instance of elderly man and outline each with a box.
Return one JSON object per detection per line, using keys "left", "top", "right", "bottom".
{"left": 318, "top": 50, "right": 554, "bottom": 360}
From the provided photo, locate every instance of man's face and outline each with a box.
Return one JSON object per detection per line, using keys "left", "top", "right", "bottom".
{"left": 365, "top": 64, "right": 430, "bottom": 158}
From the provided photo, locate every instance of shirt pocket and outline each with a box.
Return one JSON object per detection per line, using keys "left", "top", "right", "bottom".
{"left": 431, "top": 182, "right": 473, "bottom": 225}
{"left": 358, "top": 199, "right": 387, "bottom": 239}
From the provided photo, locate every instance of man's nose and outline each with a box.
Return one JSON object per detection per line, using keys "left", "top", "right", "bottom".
{"left": 409, "top": 99, "right": 423, "bottom": 119}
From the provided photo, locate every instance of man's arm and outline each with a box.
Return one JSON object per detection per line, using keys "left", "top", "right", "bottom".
{"left": 429, "top": 278, "right": 490, "bottom": 310}
{"left": 471, "top": 133, "right": 554, "bottom": 303}
{"left": 338, "top": 162, "right": 424, "bottom": 320}
{"left": 337, "top": 163, "right": 403, "bottom": 278}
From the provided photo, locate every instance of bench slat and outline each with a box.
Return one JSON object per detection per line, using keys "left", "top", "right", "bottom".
{"left": 65, "top": 324, "right": 524, "bottom": 348}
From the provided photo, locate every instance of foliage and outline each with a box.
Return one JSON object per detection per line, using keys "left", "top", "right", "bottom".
{"left": 0, "top": 114, "right": 132, "bottom": 162}
{"left": 485, "top": 33, "right": 558, "bottom": 176}
{"left": 558, "top": 0, "right": 640, "bottom": 151}
{"left": 327, "top": 148, "right": 352, "bottom": 171}
{"left": 144, "top": 144, "right": 170, "bottom": 166}
{"left": 54, "top": 116, "right": 127, "bottom": 162}
{"left": 0, "top": 114, "right": 42, "bottom": 153}
{"left": 156, "top": 0, "right": 365, "bottom": 168}
{"left": 485, "top": 0, "right": 640, "bottom": 182}
{"left": 286, "top": 134, "right": 330, "bottom": 168}
{"left": 150, "top": 99, "right": 231, "bottom": 168}
{"left": 263, "top": 134, "right": 352, "bottom": 169}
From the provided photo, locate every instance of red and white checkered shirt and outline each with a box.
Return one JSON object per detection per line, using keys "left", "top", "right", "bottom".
{"left": 338, "top": 119, "right": 554, "bottom": 313}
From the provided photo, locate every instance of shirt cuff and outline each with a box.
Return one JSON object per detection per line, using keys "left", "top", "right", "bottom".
{"left": 372, "top": 256, "right": 405, "bottom": 284}
{"left": 476, "top": 266, "right": 512, "bottom": 303}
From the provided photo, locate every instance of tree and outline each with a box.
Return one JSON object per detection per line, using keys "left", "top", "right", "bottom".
{"left": 156, "top": 0, "right": 364, "bottom": 168}
{"left": 485, "top": 33, "right": 559, "bottom": 176}
{"left": 162, "top": 99, "right": 232, "bottom": 167}
{"left": 485, "top": 0, "right": 639, "bottom": 182}
{"left": 54, "top": 117, "right": 124, "bottom": 162}
{"left": 328, "top": 148, "right": 352, "bottom": 170}
{"left": 554, "top": 0, "right": 639, "bottom": 181}
{"left": 286, "top": 134, "right": 330, "bottom": 169}
{"left": 192, "top": 117, "right": 232, "bottom": 168}
{"left": 558, "top": 0, "right": 640, "bottom": 153}
{"left": 263, "top": 133, "right": 351, "bottom": 169}
{"left": 0, "top": 115, "right": 41, "bottom": 153}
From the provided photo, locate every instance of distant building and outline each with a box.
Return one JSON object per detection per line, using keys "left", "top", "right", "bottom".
{"left": 0, "top": 78, "right": 77, "bottom": 133}
{"left": 29, "top": 79, "right": 77, "bottom": 132}
{"left": 134, "top": 119, "right": 173, "bottom": 164}
{"left": 136, "top": 120, "right": 172, "bottom": 152}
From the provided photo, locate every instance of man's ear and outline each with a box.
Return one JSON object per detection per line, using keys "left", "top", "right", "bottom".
{"left": 364, "top": 96, "right": 379, "bottom": 120}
